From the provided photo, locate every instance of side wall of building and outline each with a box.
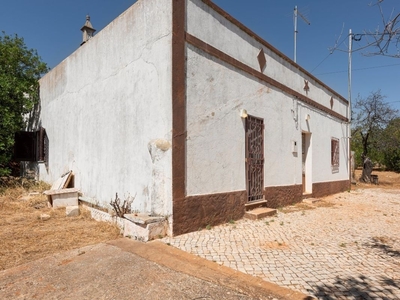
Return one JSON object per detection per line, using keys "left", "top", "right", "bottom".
{"left": 39, "top": 0, "right": 173, "bottom": 216}
{"left": 173, "top": 0, "right": 349, "bottom": 234}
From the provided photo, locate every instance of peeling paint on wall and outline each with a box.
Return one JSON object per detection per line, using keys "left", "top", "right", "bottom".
{"left": 147, "top": 139, "right": 172, "bottom": 215}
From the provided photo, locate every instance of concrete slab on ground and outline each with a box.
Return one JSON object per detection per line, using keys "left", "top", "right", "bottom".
{"left": 0, "top": 238, "right": 308, "bottom": 300}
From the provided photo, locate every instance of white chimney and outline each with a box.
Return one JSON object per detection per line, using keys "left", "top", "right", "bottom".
{"left": 80, "top": 15, "right": 96, "bottom": 45}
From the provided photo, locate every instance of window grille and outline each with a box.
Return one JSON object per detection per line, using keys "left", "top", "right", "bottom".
{"left": 331, "top": 138, "right": 339, "bottom": 169}
{"left": 246, "top": 115, "right": 264, "bottom": 201}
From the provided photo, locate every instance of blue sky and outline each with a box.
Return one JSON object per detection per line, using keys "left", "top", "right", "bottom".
{"left": 1, "top": 0, "right": 399, "bottom": 111}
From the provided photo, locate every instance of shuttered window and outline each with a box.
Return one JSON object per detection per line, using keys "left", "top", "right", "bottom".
{"left": 14, "top": 127, "right": 48, "bottom": 164}
{"left": 331, "top": 138, "right": 339, "bottom": 170}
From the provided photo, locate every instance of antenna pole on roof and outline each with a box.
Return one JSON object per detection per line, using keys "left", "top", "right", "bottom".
{"left": 294, "top": 6, "right": 298, "bottom": 63}
{"left": 294, "top": 6, "right": 310, "bottom": 63}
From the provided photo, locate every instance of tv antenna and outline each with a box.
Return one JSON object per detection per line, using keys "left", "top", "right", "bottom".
{"left": 294, "top": 5, "right": 310, "bottom": 63}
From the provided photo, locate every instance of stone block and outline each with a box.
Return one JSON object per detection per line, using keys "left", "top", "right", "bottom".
{"left": 124, "top": 213, "right": 164, "bottom": 225}
{"left": 66, "top": 206, "right": 80, "bottom": 217}
{"left": 40, "top": 214, "right": 51, "bottom": 221}
{"left": 123, "top": 218, "right": 168, "bottom": 242}
{"left": 44, "top": 188, "right": 79, "bottom": 208}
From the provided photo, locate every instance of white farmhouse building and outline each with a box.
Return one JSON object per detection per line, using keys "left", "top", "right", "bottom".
{"left": 36, "top": 0, "right": 350, "bottom": 235}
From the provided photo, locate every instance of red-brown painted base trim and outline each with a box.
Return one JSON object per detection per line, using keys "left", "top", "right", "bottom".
{"left": 173, "top": 180, "right": 350, "bottom": 235}
{"left": 264, "top": 180, "right": 350, "bottom": 208}
{"left": 173, "top": 191, "right": 247, "bottom": 236}
{"left": 264, "top": 185, "right": 303, "bottom": 208}
{"left": 312, "top": 180, "right": 351, "bottom": 198}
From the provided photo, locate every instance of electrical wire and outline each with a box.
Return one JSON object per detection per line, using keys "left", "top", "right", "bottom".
{"left": 310, "top": 53, "right": 332, "bottom": 73}
{"left": 311, "top": 33, "right": 349, "bottom": 73}
{"left": 315, "top": 62, "right": 400, "bottom": 76}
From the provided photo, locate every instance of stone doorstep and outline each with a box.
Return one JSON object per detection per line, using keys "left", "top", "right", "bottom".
{"left": 302, "top": 198, "right": 321, "bottom": 204}
{"left": 244, "top": 207, "right": 277, "bottom": 220}
{"left": 245, "top": 199, "right": 268, "bottom": 211}
{"left": 124, "top": 213, "right": 165, "bottom": 225}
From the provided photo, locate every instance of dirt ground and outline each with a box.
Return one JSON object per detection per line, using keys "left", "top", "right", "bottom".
{"left": 278, "top": 169, "right": 400, "bottom": 214}
{"left": 0, "top": 178, "right": 120, "bottom": 271}
{"left": 353, "top": 168, "right": 400, "bottom": 189}
{"left": 0, "top": 170, "right": 399, "bottom": 271}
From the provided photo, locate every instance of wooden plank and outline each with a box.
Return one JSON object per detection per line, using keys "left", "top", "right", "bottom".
{"left": 50, "top": 171, "right": 72, "bottom": 190}
{"left": 43, "top": 188, "right": 79, "bottom": 196}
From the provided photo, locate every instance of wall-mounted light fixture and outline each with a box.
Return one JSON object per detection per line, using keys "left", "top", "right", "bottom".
{"left": 291, "top": 140, "right": 298, "bottom": 153}
{"left": 240, "top": 109, "right": 248, "bottom": 119}
{"left": 305, "top": 114, "right": 311, "bottom": 121}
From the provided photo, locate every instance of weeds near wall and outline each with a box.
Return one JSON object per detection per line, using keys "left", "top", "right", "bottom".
{"left": 109, "top": 193, "right": 134, "bottom": 218}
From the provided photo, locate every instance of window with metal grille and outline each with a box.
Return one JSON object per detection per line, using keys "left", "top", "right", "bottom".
{"left": 14, "top": 127, "right": 48, "bottom": 164}
{"left": 331, "top": 138, "right": 339, "bottom": 170}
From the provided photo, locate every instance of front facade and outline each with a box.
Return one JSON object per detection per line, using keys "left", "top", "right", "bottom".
{"left": 37, "top": 0, "right": 350, "bottom": 236}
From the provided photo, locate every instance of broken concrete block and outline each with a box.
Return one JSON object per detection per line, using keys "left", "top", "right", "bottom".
{"left": 19, "top": 195, "right": 32, "bottom": 201}
{"left": 19, "top": 192, "right": 40, "bottom": 201}
{"left": 40, "top": 214, "right": 51, "bottom": 221}
{"left": 66, "top": 206, "right": 80, "bottom": 217}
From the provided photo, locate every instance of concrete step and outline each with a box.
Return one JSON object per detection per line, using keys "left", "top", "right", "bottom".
{"left": 245, "top": 200, "right": 268, "bottom": 211}
{"left": 244, "top": 207, "right": 277, "bottom": 220}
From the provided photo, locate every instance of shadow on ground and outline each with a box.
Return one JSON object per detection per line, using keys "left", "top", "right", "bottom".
{"left": 309, "top": 275, "right": 400, "bottom": 299}
{"left": 365, "top": 237, "right": 400, "bottom": 258}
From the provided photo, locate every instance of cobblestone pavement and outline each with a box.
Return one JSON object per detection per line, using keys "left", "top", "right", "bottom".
{"left": 163, "top": 189, "right": 400, "bottom": 299}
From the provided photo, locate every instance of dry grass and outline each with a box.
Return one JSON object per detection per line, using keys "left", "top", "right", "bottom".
{"left": 353, "top": 169, "right": 400, "bottom": 189}
{"left": 1, "top": 170, "right": 399, "bottom": 271}
{"left": 0, "top": 180, "right": 121, "bottom": 271}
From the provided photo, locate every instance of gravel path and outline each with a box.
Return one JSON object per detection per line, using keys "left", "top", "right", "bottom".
{"left": 163, "top": 188, "right": 400, "bottom": 299}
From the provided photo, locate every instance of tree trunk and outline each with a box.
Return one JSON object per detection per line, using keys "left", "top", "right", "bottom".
{"left": 360, "top": 157, "right": 373, "bottom": 183}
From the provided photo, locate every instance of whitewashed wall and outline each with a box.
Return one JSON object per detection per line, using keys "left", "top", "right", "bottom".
{"left": 185, "top": 0, "right": 349, "bottom": 196}
{"left": 39, "top": 0, "right": 173, "bottom": 216}
{"left": 187, "top": 0, "right": 348, "bottom": 118}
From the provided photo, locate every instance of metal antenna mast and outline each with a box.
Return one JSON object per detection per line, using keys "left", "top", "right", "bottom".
{"left": 294, "top": 5, "right": 310, "bottom": 63}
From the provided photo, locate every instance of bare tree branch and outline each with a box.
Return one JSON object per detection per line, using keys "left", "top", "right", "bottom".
{"left": 328, "top": 23, "right": 345, "bottom": 54}
{"left": 331, "top": 1, "right": 400, "bottom": 57}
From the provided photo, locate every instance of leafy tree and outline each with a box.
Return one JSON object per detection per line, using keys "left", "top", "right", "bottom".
{"left": 380, "top": 118, "right": 400, "bottom": 172}
{"left": 0, "top": 32, "right": 48, "bottom": 176}
{"left": 351, "top": 90, "right": 398, "bottom": 181}
{"left": 351, "top": 125, "right": 385, "bottom": 168}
